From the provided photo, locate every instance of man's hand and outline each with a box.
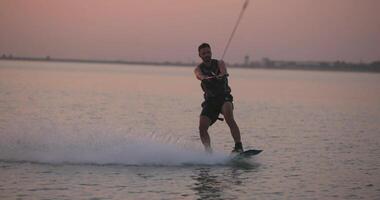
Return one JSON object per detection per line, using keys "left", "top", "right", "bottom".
{"left": 203, "top": 74, "right": 229, "bottom": 81}
{"left": 216, "top": 74, "right": 227, "bottom": 80}
{"left": 194, "top": 65, "right": 229, "bottom": 81}
{"left": 203, "top": 76, "right": 216, "bottom": 80}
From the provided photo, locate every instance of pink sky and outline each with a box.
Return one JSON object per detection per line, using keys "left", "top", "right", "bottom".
{"left": 0, "top": 0, "right": 379, "bottom": 63}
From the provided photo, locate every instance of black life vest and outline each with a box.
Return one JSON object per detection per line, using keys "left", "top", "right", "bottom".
{"left": 199, "top": 59, "right": 231, "bottom": 98}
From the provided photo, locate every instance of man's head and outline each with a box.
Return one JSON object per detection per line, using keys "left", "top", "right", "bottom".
{"left": 198, "top": 43, "right": 212, "bottom": 63}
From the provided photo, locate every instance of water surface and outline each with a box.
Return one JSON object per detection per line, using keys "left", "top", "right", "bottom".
{"left": 0, "top": 60, "right": 379, "bottom": 199}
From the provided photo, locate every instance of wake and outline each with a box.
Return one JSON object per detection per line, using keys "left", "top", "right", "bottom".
{"left": 0, "top": 134, "right": 230, "bottom": 166}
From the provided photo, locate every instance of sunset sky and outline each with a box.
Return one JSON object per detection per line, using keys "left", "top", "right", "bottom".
{"left": 1, "top": 0, "right": 379, "bottom": 63}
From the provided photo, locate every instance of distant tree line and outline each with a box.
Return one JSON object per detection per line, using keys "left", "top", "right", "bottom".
{"left": 233, "top": 57, "right": 380, "bottom": 73}
{"left": 1, "top": 54, "right": 379, "bottom": 73}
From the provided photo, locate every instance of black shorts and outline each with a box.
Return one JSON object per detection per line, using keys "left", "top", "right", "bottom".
{"left": 200, "top": 94, "right": 233, "bottom": 126}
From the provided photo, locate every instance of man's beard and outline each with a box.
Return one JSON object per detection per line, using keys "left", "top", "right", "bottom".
{"left": 203, "top": 56, "right": 211, "bottom": 63}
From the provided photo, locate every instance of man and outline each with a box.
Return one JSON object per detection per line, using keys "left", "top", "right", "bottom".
{"left": 194, "top": 43, "right": 243, "bottom": 153}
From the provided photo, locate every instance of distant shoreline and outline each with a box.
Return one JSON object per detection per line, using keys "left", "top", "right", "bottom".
{"left": 1, "top": 56, "right": 379, "bottom": 73}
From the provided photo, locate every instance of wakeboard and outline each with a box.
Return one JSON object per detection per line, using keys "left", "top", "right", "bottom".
{"left": 230, "top": 149, "right": 263, "bottom": 160}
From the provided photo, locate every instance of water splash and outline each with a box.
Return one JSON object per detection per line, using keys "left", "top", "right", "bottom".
{"left": 0, "top": 122, "right": 229, "bottom": 166}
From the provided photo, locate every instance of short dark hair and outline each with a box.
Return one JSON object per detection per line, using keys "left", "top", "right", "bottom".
{"left": 198, "top": 43, "right": 211, "bottom": 52}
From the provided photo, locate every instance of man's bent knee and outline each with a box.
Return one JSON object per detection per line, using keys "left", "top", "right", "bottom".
{"left": 222, "top": 103, "right": 234, "bottom": 120}
{"left": 199, "top": 116, "right": 211, "bottom": 132}
{"left": 224, "top": 114, "right": 233, "bottom": 123}
{"left": 199, "top": 125, "right": 208, "bottom": 133}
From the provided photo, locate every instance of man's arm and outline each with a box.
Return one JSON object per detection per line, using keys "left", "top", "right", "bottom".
{"left": 218, "top": 60, "right": 228, "bottom": 76}
{"left": 194, "top": 65, "right": 207, "bottom": 81}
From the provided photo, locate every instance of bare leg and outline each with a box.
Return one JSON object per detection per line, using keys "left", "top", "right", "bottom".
{"left": 222, "top": 102, "right": 241, "bottom": 143}
{"left": 199, "top": 116, "right": 212, "bottom": 153}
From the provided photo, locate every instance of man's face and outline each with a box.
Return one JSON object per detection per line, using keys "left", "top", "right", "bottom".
{"left": 199, "top": 47, "right": 212, "bottom": 63}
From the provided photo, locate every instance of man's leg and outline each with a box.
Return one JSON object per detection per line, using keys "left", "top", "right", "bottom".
{"left": 199, "top": 116, "right": 212, "bottom": 153}
{"left": 222, "top": 102, "right": 243, "bottom": 151}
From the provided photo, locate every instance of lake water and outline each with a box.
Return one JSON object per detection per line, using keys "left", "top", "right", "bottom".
{"left": 0, "top": 60, "right": 379, "bottom": 199}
